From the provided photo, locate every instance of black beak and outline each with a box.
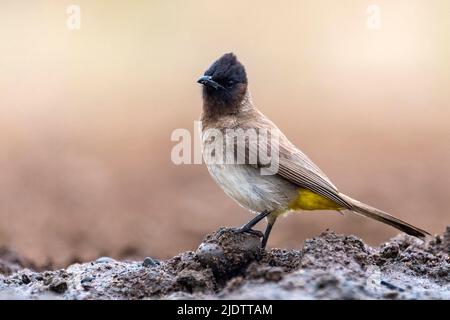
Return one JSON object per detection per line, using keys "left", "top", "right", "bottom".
{"left": 197, "top": 75, "right": 221, "bottom": 90}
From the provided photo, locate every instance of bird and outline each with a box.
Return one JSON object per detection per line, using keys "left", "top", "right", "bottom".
{"left": 197, "top": 52, "right": 430, "bottom": 248}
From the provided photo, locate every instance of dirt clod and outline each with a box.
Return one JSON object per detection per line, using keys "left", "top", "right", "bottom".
{"left": 49, "top": 280, "right": 68, "bottom": 294}
{"left": 195, "top": 228, "right": 263, "bottom": 280}
{"left": 0, "top": 226, "right": 449, "bottom": 299}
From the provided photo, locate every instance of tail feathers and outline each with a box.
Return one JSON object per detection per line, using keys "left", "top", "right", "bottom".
{"left": 340, "top": 194, "right": 430, "bottom": 239}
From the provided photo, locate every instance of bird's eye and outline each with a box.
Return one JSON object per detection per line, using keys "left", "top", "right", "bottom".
{"left": 227, "top": 80, "right": 234, "bottom": 88}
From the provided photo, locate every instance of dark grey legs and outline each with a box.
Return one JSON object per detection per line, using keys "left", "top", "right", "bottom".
{"left": 261, "top": 215, "right": 277, "bottom": 249}
{"left": 239, "top": 210, "right": 271, "bottom": 232}
{"left": 237, "top": 210, "right": 276, "bottom": 248}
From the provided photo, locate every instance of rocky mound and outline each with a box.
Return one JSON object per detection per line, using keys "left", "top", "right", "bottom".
{"left": 0, "top": 227, "right": 449, "bottom": 299}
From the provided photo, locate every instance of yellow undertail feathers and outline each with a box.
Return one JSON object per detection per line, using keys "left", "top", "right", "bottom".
{"left": 288, "top": 188, "right": 343, "bottom": 211}
{"left": 286, "top": 189, "right": 430, "bottom": 239}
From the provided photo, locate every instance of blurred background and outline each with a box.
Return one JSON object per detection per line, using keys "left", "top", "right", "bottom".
{"left": 0, "top": 0, "right": 449, "bottom": 267}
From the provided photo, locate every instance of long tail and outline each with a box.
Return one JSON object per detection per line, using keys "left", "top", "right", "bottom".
{"left": 340, "top": 194, "right": 430, "bottom": 239}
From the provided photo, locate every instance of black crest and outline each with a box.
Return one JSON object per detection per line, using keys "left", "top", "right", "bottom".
{"left": 200, "top": 53, "right": 248, "bottom": 107}
{"left": 204, "top": 53, "right": 247, "bottom": 85}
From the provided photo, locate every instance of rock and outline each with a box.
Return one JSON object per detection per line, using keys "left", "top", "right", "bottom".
{"left": 21, "top": 274, "right": 31, "bottom": 284}
{"left": 80, "top": 276, "right": 94, "bottom": 284}
{"left": 49, "top": 280, "right": 68, "bottom": 294}
{"left": 195, "top": 227, "right": 263, "bottom": 280}
{"left": 95, "top": 257, "right": 116, "bottom": 264}
{"left": 142, "top": 257, "right": 159, "bottom": 268}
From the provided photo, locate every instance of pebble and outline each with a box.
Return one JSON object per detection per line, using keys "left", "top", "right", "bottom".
{"left": 143, "top": 257, "right": 159, "bottom": 268}
{"left": 49, "top": 280, "right": 68, "bottom": 294}
{"left": 95, "top": 257, "right": 116, "bottom": 264}
{"left": 81, "top": 276, "right": 94, "bottom": 284}
{"left": 21, "top": 274, "right": 31, "bottom": 284}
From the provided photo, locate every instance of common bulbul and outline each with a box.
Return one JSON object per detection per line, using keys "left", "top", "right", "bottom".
{"left": 197, "top": 53, "right": 429, "bottom": 248}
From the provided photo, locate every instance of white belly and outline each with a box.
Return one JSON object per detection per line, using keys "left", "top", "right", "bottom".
{"left": 206, "top": 163, "right": 298, "bottom": 214}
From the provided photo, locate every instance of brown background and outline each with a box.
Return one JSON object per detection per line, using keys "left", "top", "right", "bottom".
{"left": 0, "top": 1, "right": 449, "bottom": 266}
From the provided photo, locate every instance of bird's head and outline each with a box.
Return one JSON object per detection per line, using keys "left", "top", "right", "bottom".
{"left": 197, "top": 53, "right": 248, "bottom": 112}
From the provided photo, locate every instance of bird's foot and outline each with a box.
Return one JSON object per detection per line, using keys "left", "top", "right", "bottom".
{"left": 233, "top": 226, "right": 264, "bottom": 238}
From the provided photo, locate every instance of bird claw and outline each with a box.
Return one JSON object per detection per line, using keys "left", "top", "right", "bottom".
{"left": 233, "top": 227, "right": 264, "bottom": 238}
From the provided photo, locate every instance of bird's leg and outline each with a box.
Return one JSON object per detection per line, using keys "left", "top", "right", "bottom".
{"left": 235, "top": 210, "right": 271, "bottom": 237}
{"left": 261, "top": 215, "right": 277, "bottom": 249}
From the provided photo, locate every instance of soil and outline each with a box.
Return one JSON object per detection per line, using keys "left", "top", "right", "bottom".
{"left": 0, "top": 227, "right": 449, "bottom": 300}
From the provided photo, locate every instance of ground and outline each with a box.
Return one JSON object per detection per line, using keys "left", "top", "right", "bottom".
{"left": 0, "top": 227, "right": 449, "bottom": 299}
